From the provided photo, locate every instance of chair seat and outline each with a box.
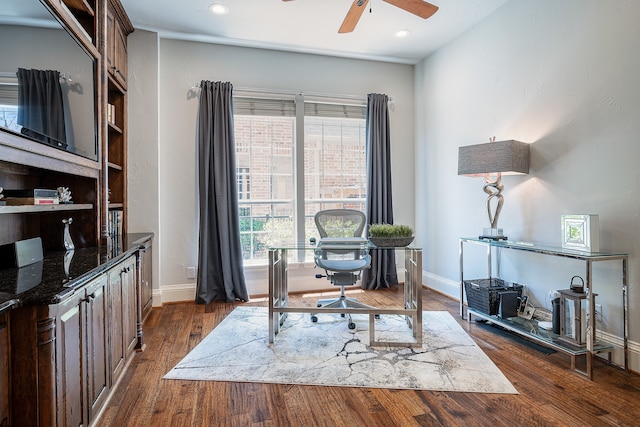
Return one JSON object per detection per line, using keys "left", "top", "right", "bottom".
{"left": 314, "top": 256, "right": 371, "bottom": 272}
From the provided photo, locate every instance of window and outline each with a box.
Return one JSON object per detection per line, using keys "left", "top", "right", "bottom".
{"left": 234, "top": 94, "right": 366, "bottom": 263}
{"left": 0, "top": 79, "right": 19, "bottom": 132}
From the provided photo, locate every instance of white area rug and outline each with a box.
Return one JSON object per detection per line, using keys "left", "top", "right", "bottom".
{"left": 164, "top": 306, "right": 517, "bottom": 394}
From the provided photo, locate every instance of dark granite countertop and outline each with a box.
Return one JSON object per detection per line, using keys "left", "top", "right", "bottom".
{"left": 0, "top": 233, "right": 153, "bottom": 312}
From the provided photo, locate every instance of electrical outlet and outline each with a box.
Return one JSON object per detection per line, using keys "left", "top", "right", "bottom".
{"left": 186, "top": 266, "right": 196, "bottom": 279}
{"left": 595, "top": 304, "right": 603, "bottom": 320}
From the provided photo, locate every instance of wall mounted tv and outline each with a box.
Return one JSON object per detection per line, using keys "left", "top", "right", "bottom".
{"left": 0, "top": 0, "right": 97, "bottom": 161}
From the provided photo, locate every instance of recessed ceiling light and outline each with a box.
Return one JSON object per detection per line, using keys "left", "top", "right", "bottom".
{"left": 209, "top": 3, "right": 229, "bottom": 15}
{"left": 395, "top": 29, "right": 411, "bottom": 38}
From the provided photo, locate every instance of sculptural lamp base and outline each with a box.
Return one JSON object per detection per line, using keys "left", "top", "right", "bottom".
{"left": 480, "top": 227, "right": 507, "bottom": 240}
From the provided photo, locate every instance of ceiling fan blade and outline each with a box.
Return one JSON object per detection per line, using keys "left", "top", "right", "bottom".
{"left": 382, "top": 0, "right": 439, "bottom": 19}
{"left": 339, "top": 0, "right": 370, "bottom": 34}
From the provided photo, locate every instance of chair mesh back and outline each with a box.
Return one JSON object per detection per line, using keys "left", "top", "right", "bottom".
{"left": 314, "top": 209, "right": 366, "bottom": 238}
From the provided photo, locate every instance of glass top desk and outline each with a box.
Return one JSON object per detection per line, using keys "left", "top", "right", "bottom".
{"left": 268, "top": 242, "right": 422, "bottom": 347}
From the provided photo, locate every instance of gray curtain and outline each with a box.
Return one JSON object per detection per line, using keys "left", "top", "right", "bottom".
{"left": 17, "top": 68, "right": 67, "bottom": 149}
{"left": 362, "top": 93, "right": 398, "bottom": 290}
{"left": 196, "top": 81, "right": 249, "bottom": 303}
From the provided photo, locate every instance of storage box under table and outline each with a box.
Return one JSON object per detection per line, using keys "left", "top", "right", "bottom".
{"left": 464, "top": 278, "right": 523, "bottom": 315}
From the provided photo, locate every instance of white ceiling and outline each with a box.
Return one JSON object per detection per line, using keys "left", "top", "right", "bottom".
{"left": 120, "top": 0, "right": 510, "bottom": 64}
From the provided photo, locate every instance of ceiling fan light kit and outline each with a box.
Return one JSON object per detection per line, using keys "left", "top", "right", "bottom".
{"left": 284, "top": 0, "right": 438, "bottom": 34}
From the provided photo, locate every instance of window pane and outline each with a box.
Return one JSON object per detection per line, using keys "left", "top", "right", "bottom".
{"left": 304, "top": 116, "right": 366, "bottom": 213}
{"left": 235, "top": 115, "right": 295, "bottom": 263}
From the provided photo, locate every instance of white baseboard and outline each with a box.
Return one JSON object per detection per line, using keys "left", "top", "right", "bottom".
{"left": 158, "top": 283, "right": 195, "bottom": 304}
{"left": 422, "top": 270, "right": 459, "bottom": 300}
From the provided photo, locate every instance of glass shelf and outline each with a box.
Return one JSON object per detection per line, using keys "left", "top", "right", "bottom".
{"left": 467, "top": 308, "right": 614, "bottom": 356}
{"left": 268, "top": 241, "right": 421, "bottom": 251}
{"left": 460, "top": 237, "right": 628, "bottom": 260}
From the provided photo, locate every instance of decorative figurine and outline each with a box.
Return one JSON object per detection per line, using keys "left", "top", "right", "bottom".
{"left": 63, "top": 250, "right": 74, "bottom": 281}
{"left": 62, "top": 217, "right": 75, "bottom": 251}
{"left": 57, "top": 186, "right": 72, "bottom": 204}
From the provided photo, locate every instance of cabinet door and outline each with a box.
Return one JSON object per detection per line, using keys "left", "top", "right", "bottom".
{"left": 108, "top": 255, "right": 136, "bottom": 382}
{"left": 58, "top": 296, "right": 86, "bottom": 427}
{"left": 122, "top": 256, "right": 137, "bottom": 354}
{"left": 141, "top": 242, "right": 153, "bottom": 319}
{"left": 0, "top": 312, "right": 9, "bottom": 427}
{"left": 106, "top": 1, "right": 127, "bottom": 88}
{"left": 85, "top": 276, "right": 109, "bottom": 421}
{"left": 106, "top": 5, "right": 115, "bottom": 71}
{"left": 113, "top": 21, "right": 128, "bottom": 87}
{"left": 108, "top": 263, "right": 126, "bottom": 382}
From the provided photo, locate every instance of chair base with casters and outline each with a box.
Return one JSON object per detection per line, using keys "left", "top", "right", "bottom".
{"left": 311, "top": 259, "right": 378, "bottom": 330}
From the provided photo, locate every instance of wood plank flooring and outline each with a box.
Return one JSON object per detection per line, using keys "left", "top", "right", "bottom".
{"left": 96, "top": 287, "right": 640, "bottom": 426}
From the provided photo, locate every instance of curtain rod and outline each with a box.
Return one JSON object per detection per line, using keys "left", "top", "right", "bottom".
{"left": 190, "top": 82, "right": 393, "bottom": 104}
{"left": 0, "top": 71, "right": 73, "bottom": 81}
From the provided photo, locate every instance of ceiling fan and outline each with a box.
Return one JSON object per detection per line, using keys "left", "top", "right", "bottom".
{"left": 283, "top": 0, "right": 439, "bottom": 34}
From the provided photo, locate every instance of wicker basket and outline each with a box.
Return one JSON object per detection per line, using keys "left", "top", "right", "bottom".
{"left": 464, "top": 278, "right": 523, "bottom": 315}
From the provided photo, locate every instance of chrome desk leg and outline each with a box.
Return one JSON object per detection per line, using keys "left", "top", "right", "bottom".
{"left": 269, "top": 248, "right": 288, "bottom": 344}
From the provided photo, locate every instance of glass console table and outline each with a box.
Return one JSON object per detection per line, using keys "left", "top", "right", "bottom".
{"left": 268, "top": 242, "right": 422, "bottom": 347}
{"left": 459, "top": 237, "right": 628, "bottom": 379}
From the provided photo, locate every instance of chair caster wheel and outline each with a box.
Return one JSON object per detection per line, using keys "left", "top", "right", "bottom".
{"left": 348, "top": 322, "right": 356, "bottom": 330}
{"left": 311, "top": 316, "right": 318, "bottom": 323}
{"left": 317, "top": 303, "right": 322, "bottom": 307}
{"left": 374, "top": 314, "right": 380, "bottom": 319}
{"left": 341, "top": 313, "right": 346, "bottom": 318}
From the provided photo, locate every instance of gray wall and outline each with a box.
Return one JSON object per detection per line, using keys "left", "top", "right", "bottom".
{"left": 127, "top": 29, "right": 161, "bottom": 305}
{"left": 127, "top": 36, "right": 416, "bottom": 298}
{"left": 415, "top": 0, "right": 640, "bottom": 369}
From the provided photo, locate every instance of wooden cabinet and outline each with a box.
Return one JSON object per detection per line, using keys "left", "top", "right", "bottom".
{"left": 11, "top": 273, "right": 109, "bottom": 427}
{"left": 0, "top": 0, "right": 143, "bottom": 424}
{"left": 0, "top": 311, "right": 9, "bottom": 427}
{"left": 8, "top": 254, "right": 139, "bottom": 426}
{"left": 106, "top": 0, "right": 132, "bottom": 89}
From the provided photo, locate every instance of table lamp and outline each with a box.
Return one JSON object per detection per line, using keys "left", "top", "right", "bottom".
{"left": 458, "top": 139, "right": 529, "bottom": 240}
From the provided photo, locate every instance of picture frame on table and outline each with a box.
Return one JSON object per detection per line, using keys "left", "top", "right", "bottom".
{"left": 561, "top": 214, "right": 599, "bottom": 252}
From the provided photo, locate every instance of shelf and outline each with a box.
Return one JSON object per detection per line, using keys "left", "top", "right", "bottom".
{"left": 0, "top": 203, "right": 93, "bottom": 214}
{"left": 467, "top": 308, "right": 614, "bottom": 357}
{"left": 108, "top": 122, "right": 123, "bottom": 134}
{"left": 461, "top": 237, "right": 628, "bottom": 260}
{"left": 62, "top": 0, "right": 95, "bottom": 17}
{"left": 107, "top": 73, "right": 126, "bottom": 94}
{"left": 108, "top": 203, "right": 123, "bottom": 209}
{"left": 58, "top": 0, "right": 94, "bottom": 43}
{"left": 108, "top": 162, "right": 123, "bottom": 171}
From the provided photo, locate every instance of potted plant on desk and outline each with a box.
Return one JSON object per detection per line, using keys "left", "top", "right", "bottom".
{"left": 368, "top": 223, "right": 414, "bottom": 247}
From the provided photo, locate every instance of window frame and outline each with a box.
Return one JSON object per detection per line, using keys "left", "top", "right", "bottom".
{"left": 234, "top": 91, "right": 367, "bottom": 264}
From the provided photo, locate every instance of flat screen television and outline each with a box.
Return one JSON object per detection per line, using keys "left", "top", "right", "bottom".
{"left": 0, "top": 0, "right": 97, "bottom": 161}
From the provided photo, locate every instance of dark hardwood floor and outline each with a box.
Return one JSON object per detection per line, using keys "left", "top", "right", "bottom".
{"left": 97, "top": 286, "right": 640, "bottom": 426}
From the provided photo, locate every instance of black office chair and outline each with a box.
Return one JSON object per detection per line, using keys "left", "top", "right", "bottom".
{"left": 311, "top": 209, "right": 374, "bottom": 329}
